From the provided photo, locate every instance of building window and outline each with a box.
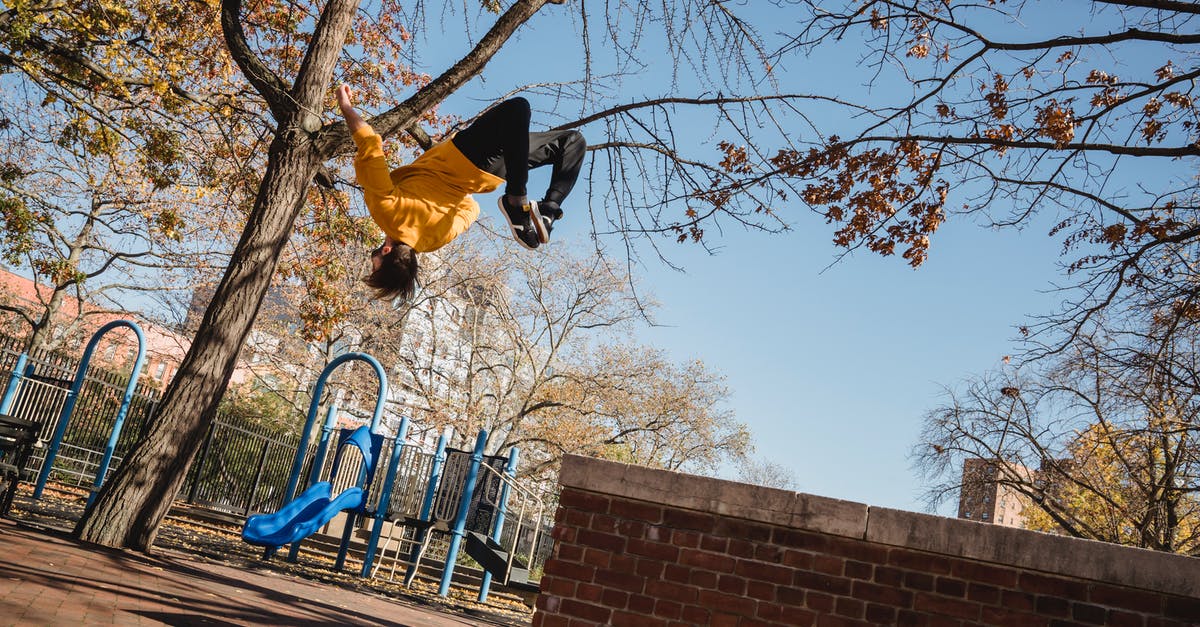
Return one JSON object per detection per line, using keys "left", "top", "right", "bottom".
{"left": 155, "top": 363, "right": 167, "bottom": 379}
{"left": 964, "top": 511, "right": 971, "bottom": 519}
{"left": 982, "top": 512, "right": 989, "bottom": 521}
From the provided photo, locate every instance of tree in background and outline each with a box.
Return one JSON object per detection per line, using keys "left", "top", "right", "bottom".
{"left": 914, "top": 314, "right": 1200, "bottom": 553}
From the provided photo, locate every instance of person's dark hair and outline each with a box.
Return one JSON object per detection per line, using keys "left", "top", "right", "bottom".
{"left": 364, "top": 241, "right": 418, "bottom": 302}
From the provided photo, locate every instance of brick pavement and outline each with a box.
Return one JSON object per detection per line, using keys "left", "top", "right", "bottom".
{"left": 0, "top": 519, "right": 505, "bottom": 626}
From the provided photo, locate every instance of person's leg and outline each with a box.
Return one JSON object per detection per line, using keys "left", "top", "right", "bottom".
{"left": 526, "top": 129, "right": 586, "bottom": 221}
{"left": 451, "top": 98, "right": 531, "bottom": 198}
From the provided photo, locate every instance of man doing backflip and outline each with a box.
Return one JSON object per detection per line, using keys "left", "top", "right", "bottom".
{"left": 336, "top": 85, "right": 586, "bottom": 302}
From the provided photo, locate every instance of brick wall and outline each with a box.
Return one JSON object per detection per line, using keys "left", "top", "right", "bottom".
{"left": 532, "top": 455, "right": 1200, "bottom": 626}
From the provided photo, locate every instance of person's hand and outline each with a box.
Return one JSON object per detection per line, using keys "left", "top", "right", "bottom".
{"left": 336, "top": 84, "right": 355, "bottom": 116}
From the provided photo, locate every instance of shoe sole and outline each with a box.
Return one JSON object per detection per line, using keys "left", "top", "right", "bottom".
{"left": 528, "top": 200, "right": 550, "bottom": 244}
{"left": 498, "top": 197, "right": 537, "bottom": 251}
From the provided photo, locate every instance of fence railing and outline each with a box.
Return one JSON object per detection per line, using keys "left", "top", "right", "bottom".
{"left": 0, "top": 333, "right": 556, "bottom": 580}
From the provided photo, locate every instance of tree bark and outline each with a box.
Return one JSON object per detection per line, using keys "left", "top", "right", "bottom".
{"left": 74, "top": 0, "right": 559, "bottom": 550}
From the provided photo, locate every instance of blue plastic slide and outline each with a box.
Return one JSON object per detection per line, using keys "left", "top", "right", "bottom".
{"left": 242, "top": 425, "right": 376, "bottom": 548}
{"left": 241, "top": 481, "right": 366, "bottom": 547}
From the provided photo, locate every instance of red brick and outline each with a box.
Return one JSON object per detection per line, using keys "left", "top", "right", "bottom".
{"left": 903, "top": 571, "right": 934, "bottom": 592}
{"left": 600, "top": 587, "right": 628, "bottom": 608}
{"left": 653, "top": 599, "right": 683, "bottom": 619}
{"left": 697, "top": 590, "right": 758, "bottom": 617}
{"left": 560, "top": 598, "right": 612, "bottom": 623}
{"left": 747, "top": 580, "right": 776, "bottom": 601}
{"left": 1001, "top": 590, "right": 1036, "bottom": 612}
{"left": 1018, "top": 573, "right": 1088, "bottom": 600}
{"left": 710, "top": 613, "right": 739, "bottom": 627}
{"left": 577, "top": 582, "right": 603, "bottom": 603}
{"left": 1089, "top": 584, "right": 1161, "bottom": 614}
{"left": 544, "top": 575, "right": 576, "bottom": 597}
{"left": 734, "top": 559, "right": 793, "bottom": 585}
{"left": 1035, "top": 594, "right": 1069, "bottom": 617}
{"left": 627, "top": 538, "right": 680, "bottom": 562}
{"left": 825, "top": 536, "right": 890, "bottom": 563}
{"left": 552, "top": 525, "right": 577, "bottom": 543}
{"left": 834, "top": 596, "right": 864, "bottom": 618}
{"left": 913, "top": 591, "right": 981, "bottom": 620}
{"left": 866, "top": 603, "right": 897, "bottom": 624}
{"left": 777, "top": 585, "right": 805, "bottom": 606}
{"left": 664, "top": 563, "right": 691, "bottom": 584}
{"left": 1164, "top": 596, "right": 1200, "bottom": 621}
{"left": 689, "top": 569, "right": 717, "bottom": 588}
{"left": 888, "top": 548, "right": 953, "bottom": 574}
{"left": 805, "top": 591, "right": 834, "bottom": 613}
{"left": 755, "top": 544, "right": 786, "bottom": 564}
{"left": 577, "top": 529, "right": 626, "bottom": 554}
{"left": 1072, "top": 601, "right": 1109, "bottom": 624}
{"left": 852, "top": 580, "right": 914, "bottom": 608}
{"left": 794, "top": 570, "right": 852, "bottom": 596}
{"left": 670, "top": 530, "right": 700, "bottom": 548}
{"left": 756, "top": 601, "right": 784, "bottom": 621}
{"left": 845, "top": 560, "right": 873, "bottom": 580}
{"left": 815, "top": 615, "right": 866, "bottom": 627}
{"left": 645, "top": 580, "right": 700, "bottom": 604}
{"left": 635, "top": 557, "right": 665, "bottom": 579}
{"left": 812, "top": 554, "right": 845, "bottom": 575}
{"left": 560, "top": 488, "right": 610, "bottom": 513}
{"left": 629, "top": 594, "right": 656, "bottom": 615}
{"left": 874, "top": 565, "right": 903, "bottom": 586}
{"left": 616, "top": 518, "right": 647, "bottom": 540}
{"left": 643, "top": 525, "right": 670, "bottom": 543}
{"left": 783, "top": 549, "right": 814, "bottom": 570}
{"left": 545, "top": 559, "right": 596, "bottom": 582}
{"left": 595, "top": 569, "right": 645, "bottom": 593}
{"left": 681, "top": 606, "right": 710, "bottom": 624}
{"left": 556, "top": 543, "right": 584, "bottom": 563}
{"left": 934, "top": 577, "right": 967, "bottom": 598}
{"left": 950, "top": 560, "right": 1018, "bottom": 588}
{"left": 699, "top": 534, "right": 727, "bottom": 552}
{"left": 728, "top": 539, "right": 756, "bottom": 559}
{"left": 717, "top": 574, "right": 746, "bottom": 595}
{"left": 773, "top": 528, "right": 827, "bottom": 551}
{"left": 781, "top": 606, "right": 818, "bottom": 625}
{"left": 611, "top": 554, "right": 637, "bottom": 573}
{"left": 895, "top": 609, "right": 926, "bottom": 626}
{"left": 1106, "top": 609, "right": 1146, "bottom": 627}
{"left": 609, "top": 498, "right": 664, "bottom": 523}
{"left": 532, "top": 613, "right": 571, "bottom": 627}
{"left": 558, "top": 506, "right": 590, "bottom": 527}
{"left": 713, "top": 518, "right": 773, "bottom": 542}
{"left": 582, "top": 547, "right": 611, "bottom": 568}
{"left": 679, "top": 548, "right": 736, "bottom": 572}
{"left": 610, "top": 610, "right": 666, "bottom": 626}
{"left": 663, "top": 509, "right": 715, "bottom": 532}
{"left": 980, "top": 606, "right": 1050, "bottom": 626}
{"left": 592, "top": 513, "right": 618, "bottom": 533}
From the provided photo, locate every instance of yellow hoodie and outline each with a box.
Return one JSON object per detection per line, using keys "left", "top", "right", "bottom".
{"left": 352, "top": 125, "right": 504, "bottom": 252}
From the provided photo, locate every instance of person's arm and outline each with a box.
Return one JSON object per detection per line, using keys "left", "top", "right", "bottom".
{"left": 337, "top": 85, "right": 368, "bottom": 135}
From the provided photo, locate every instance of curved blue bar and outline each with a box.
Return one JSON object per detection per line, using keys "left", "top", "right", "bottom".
{"left": 33, "top": 320, "right": 145, "bottom": 502}
{"left": 439, "top": 429, "right": 488, "bottom": 597}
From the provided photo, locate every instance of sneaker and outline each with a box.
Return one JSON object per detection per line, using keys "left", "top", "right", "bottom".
{"left": 536, "top": 200, "right": 562, "bottom": 242}
{"left": 498, "top": 196, "right": 541, "bottom": 250}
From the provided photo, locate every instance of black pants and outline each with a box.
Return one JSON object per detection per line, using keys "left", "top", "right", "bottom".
{"left": 451, "top": 97, "right": 586, "bottom": 219}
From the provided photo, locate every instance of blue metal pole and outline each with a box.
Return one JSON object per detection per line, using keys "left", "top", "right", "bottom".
{"left": 478, "top": 446, "right": 519, "bottom": 603}
{"left": 0, "top": 352, "right": 28, "bottom": 414}
{"left": 439, "top": 429, "right": 488, "bottom": 597}
{"left": 35, "top": 320, "right": 144, "bottom": 500}
{"left": 88, "top": 324, "right": 146, "bottom": 507}
{"left": 361, "top": 416, "right": 410, "bottom": 578}
{"left": 403, "top": 426, "right": 451, "bottom": 586}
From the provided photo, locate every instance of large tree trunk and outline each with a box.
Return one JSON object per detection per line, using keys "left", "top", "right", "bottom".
{"left": 75, "top": 135, "right": 319, "bottom": 548}
{"left": 73, "top": 0, "right": 554, "bottom": 551}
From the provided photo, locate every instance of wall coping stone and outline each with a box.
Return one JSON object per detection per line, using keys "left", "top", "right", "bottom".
{"left": 559, "top": 454, "right": 1200, "bottom": 598}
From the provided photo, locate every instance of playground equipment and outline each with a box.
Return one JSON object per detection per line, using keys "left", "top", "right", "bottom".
{"left": 242, "top": 352, "right": 410, "bottom": 577}
{"left": 373, "top": 428, "right": 545, "bottom": 601}
{"left": 0, "top": 320, "right": 148, "bottom": 506}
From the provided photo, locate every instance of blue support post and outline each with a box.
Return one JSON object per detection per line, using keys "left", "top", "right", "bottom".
{"left": 361, "top": 416, "right": 411, "bottom": 578}
{"left": 439, "top": 429, "right": 488, "bottom": 597}
{"left": 33, "top": 320, "right": 145, "bottom": 502}
{"left": 403, "top": 426, "right": 451, "bottom": 586}
{"left": 478, "top": 446, "right": 519, "bottom": 603}
{"left": 0, "top": 352, "right": 29, "bottom": 414}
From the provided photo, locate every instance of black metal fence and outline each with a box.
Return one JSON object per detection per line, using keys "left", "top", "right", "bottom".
{"left": 0, "top": 333, "right": 556, "bottom": 579}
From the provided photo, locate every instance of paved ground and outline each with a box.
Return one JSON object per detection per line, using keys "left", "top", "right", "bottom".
{"left": 0, "top": 519, "right": 509, "bottom": 626}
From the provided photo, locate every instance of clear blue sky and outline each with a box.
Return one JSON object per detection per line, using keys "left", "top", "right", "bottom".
{"left": 393, "top": 2, "right": 1166, "bottom": 514}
